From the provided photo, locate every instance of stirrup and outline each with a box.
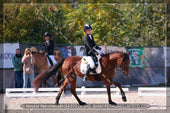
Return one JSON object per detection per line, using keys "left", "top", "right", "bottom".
{"left": 92, "top": 67, "right": 97, "bottom": 72}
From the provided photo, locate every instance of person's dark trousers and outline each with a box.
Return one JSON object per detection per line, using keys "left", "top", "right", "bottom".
{"left": 15, "top": 71, "right": 23, "bottom": 88}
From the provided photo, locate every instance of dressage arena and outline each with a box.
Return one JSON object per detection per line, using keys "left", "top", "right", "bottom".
{"left": 4, "top": 87, "right": 168, "bottom": 112}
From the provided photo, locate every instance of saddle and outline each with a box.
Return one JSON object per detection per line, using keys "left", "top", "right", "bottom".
{"left": 80, "top": 56, "right": 102, "bottom": 74}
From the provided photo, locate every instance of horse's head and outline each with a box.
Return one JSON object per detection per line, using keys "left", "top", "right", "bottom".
{"left": 117, "top": 52, "right": 130, "bottom": 76}
{"left": 30, "top": 47, "right": 38, "bottom": 53}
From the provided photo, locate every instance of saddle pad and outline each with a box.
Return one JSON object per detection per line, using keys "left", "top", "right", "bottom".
{"left": 80, "top": 56, "right": 101, "bottom": 74}
{"left": 47, "top": 55, "right": 57, "bottom": 67}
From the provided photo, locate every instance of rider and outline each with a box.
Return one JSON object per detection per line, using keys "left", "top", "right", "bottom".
{"left": 44, "top": 32, "right": 55, "bottom": 55}
{"left": 44, "top": 32, "right": 56, "bottom": 66}
{"left": 83, "top": 24, "right": 102, "bottom": 82}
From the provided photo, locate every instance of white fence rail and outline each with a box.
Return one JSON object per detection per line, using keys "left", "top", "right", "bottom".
{"left": 138, "top": 87, "right": 166, "bottom": 96}
{"left": 75, "top": 86, "right": 129, "bottom": 97}
{"left": 6, "top": 88, "right": 61, "bottom": 97}
{"left": 6, "top": 87, "right": 167, "bottom": 98}
{"left": 5, "top": 87, "right": 129, "bottom": 98}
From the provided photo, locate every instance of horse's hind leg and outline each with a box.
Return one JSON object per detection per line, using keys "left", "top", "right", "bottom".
{"left": 106, "top": 84, "right": 117, "bottom": 105}
{"left": 70, "top": 76, "right": 86, "bottom": 105}
{"left": 111, "top": 81, "right": 127, "bottom": 102}
{"left": 55, "top": 78, "right": 68, "bottom": 105}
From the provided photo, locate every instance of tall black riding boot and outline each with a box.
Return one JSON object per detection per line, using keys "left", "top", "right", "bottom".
{"left": 92, "top": 56, "right": 98, "bottom": 75}
{"left": 83, "top": 68, "right": 91, "bottom": 82}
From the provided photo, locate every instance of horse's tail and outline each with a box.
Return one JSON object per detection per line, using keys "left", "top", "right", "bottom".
{"left": 33, "top": 59, "right": 65, "bottom": 92}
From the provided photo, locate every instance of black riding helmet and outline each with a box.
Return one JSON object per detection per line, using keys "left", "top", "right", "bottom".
{"left": 44, "top": 32, "right": 50, "bottom": 37}
{"left": 83, "top": 24, "right": 92, "bottom": 32}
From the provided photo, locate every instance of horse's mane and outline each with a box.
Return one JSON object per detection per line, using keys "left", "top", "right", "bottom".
{"left": 103, "top": 51, "right": 127, "bottom": 56}
{"left": 31, "top": 52, "right": 45, "bottom": 56}
{"left": 103, "top": 51, "right": 129, "bottom": 60}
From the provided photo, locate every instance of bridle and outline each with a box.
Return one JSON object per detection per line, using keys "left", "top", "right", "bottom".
{"left": 116, "top": 55, "right": 129, "bottom": 71}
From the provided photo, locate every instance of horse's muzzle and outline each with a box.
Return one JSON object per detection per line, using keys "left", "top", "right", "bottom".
{"left": 125, "top": 73, "right": 128, "bottom": 76}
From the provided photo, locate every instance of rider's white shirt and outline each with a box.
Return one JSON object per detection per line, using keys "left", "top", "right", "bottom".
{"left": 89, "top": 35, "right": 92, "bottom": 40}
{"left": 46, "top": 40, "right": 49, "bottom": 45}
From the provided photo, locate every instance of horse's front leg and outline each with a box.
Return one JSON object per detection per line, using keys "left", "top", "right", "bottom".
{"left": 111, "top": 81, "right": 127, "bottom": 102}
{"left": 106, "top": 84, "right": 117, "bottom": 105}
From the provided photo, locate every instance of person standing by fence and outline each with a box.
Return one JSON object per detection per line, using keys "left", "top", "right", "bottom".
{"left": 12, "top": 48, "right": 23, "bottom": 88}
{"left": 22, "top": 48, "right": 35, "bottom": 88}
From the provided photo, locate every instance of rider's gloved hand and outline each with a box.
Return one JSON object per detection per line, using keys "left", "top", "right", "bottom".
{"left": 95, "top": 46, "right": 101, "bottom": 50}
{"left": 93, "top": 50, "right": 99, "bottom": 56}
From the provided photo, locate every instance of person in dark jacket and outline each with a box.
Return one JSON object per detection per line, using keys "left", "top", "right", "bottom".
{"left": 44, "top": 32, "right": 55, "bottom": 55}
{"left": 83, "top": 24, "right": 102, "bottom": 82}
{"left": 44, "top": 32, "right": 56, "bottom": 66}
{"left": 12, "top": 48, "right": 23, "bottom": 88}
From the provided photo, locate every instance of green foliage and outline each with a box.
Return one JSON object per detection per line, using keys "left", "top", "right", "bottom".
{"left": 0, "top": 1, "right": 3, "bottom": 42}
{"left": 3, "top": 1, "right": 167, "bottom": 46}
{"left": 63, "top": 3, "right": 167, "bottom": 46}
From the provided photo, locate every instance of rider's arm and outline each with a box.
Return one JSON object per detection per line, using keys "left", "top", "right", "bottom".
{"left": 49, "top": 40, "right": 55, "bottom": 51}
{"left": 44, "top": 42, "right": 47, "bottom": 54}
{"left": 94, "top": 45, "right": 101, "bottom": 50}
{"left": 48, "top": 40, "right": 55, "bottom": 54}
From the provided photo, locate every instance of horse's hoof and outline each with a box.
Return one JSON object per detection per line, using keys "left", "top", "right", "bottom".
{"left": 122, "top": 96, "right": 127, "bottom": 102}
{"left": 55, "top": 101, "right": 59, "bottom": 105}
{"left": 79, "top": 102, "right": 87, "bottom": 106}
{"left": 109, "top": 101, "right": 117, "bottom": 106}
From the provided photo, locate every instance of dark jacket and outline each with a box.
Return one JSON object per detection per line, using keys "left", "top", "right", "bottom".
{"left": 12, "top": 55, "right": 23, "bottom": 71}
{"left": 44, "top": 39, "right": 55, "bottom": 55}
{"left": 83, "top": 34, "right": 100, "bottom": 56}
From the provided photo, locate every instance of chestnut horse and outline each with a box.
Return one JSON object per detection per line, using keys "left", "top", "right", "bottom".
{"left": 33, "top": 51, "right": 130, "bottom": 105}
{"left": 32, "top": 52, "right": 64, "bottom": 87}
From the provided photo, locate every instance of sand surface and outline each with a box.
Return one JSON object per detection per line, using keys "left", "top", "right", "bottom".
{"left": 4, "top": 91, "right": 166, "bottom": 110}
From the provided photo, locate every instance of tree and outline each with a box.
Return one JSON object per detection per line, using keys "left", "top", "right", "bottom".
{"left": 64, "top": 3, "right": 167, "bottom": 46}
{"left": 0, "top": 0, "right": 3, "bottom": 42}
{"left": 2, "top": 0, "right": 167, "bottom": 46}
